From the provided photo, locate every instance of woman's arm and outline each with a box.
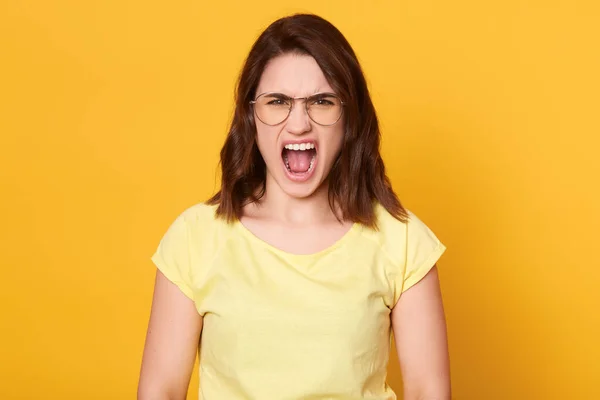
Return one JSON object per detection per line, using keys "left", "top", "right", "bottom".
{"left": 138, "top": 270, "right": 203, "bottom": 400}
{"left": 391, "top": 265, "right": 451, "bottom": 400}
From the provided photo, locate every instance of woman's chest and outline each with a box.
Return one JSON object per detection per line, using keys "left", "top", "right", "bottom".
{"left": 194, "top": 244, "right": 395, "bottom": 347}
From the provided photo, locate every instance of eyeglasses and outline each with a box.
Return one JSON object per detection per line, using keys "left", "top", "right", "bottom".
{"left": 250, "top": 92, "right": 344, "bottom": 126}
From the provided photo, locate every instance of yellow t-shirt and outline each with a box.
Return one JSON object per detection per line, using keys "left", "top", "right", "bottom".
{"left": 151, "top": 202, "right": 446, "bottom": 400}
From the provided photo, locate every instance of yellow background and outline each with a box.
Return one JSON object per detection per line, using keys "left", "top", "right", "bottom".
{"left": 1, "top": 1, "right": 599, "bottom": 399}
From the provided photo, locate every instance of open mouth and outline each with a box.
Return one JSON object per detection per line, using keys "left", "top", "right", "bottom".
{"left": 281, "top": 142, "right": 317, "bottom": 178}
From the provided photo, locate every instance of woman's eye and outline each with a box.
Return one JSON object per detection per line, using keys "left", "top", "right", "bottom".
{"left": 313, "top": 98, "right": 334, "bottom": 106}
{"left": 267, "top": 99, "right": 288, "bottom": 106}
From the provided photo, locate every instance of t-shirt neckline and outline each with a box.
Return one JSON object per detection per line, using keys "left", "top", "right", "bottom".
{"left": 234, "top": 218, "right": 361, "bottom": 259}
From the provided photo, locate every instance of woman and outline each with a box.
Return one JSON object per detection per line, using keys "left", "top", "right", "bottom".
{"left": 138, "top": 13, "right": 450, "bottom": 400}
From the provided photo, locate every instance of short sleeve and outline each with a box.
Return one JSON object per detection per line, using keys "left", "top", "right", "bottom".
{"left": 151, "top": 214, "right": 195, "bottom": 300}
{"left": 396, "top": 211, "right": 446, "bottom": 301}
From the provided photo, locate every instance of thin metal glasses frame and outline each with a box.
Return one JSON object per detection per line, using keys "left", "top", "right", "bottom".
{"left": 249, "top": 92, "right": 345, "bottom": 126}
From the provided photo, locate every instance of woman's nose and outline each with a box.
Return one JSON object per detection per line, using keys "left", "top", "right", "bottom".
{"left": 285, "top": 102, "right": 311, "bottom": 134}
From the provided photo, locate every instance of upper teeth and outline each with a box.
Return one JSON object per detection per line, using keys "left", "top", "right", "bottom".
{"left": 284, "top": 143, "right": 315, "bottom": 151}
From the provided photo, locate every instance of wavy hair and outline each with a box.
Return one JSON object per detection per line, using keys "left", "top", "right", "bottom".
{"left": 207, "top": 14, "right": 407, "bottom": 228}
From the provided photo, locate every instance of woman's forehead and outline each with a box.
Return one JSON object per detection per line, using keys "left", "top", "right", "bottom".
{"left": 256, "top": 53, "right": 334, "bottom": 96}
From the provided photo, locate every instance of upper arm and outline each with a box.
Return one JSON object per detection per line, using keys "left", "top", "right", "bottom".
{"left": 391, "top": 265, "right": 451, "bottom": 400}
{"left": 139, "top": 211, "right": 204, "bottom": 399}
{"left": 138, "top": 269, "right": 203, "bottom": 400}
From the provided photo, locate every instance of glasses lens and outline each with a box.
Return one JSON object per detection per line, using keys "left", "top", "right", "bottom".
{"left": 254, "top": 94, "right": 291, "bottom": 125}
{"left": 307, "top": 94, "right": 343, "bottom": 125}
{"left": 253, "top": 93, "right": 344, "bottom": 126}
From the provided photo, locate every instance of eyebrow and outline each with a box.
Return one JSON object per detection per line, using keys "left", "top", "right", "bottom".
{"left": 259, "top": 92, "right": 338, "bottom": 98}
{"left": 261, "top": 92, "right": 289, "bottom": 98}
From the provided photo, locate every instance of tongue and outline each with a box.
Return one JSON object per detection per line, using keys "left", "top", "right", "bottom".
{"left": 286, "top": 149, "right": 313, "bottom": 173}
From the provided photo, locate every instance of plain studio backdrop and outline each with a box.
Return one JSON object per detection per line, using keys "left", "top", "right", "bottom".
{"left": 1, "top": 1, "right": 598, "bottom": 399}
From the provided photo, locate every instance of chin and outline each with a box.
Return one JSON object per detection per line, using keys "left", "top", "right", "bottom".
{"left": 277, "top": 177, "right": 324, "bottom": 199}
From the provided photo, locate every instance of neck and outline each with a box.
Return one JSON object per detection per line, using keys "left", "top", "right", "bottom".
{"left": 256, "top": 175, "right": 339, "bottom": 226}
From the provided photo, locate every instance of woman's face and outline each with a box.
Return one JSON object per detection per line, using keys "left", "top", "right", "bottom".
{"left": 254, "top": 53, "right": 344, "bottom": 200}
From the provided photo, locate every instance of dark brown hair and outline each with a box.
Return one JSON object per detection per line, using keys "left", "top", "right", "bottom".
{"left": 207, "top": 13, "right": 407, "bottom": 228}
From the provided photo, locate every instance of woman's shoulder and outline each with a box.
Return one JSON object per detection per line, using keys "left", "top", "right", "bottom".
{"left": 369, "top": 203, "right": 446, "bottom": 298}
{"left": 156, "top": 201, "right": 230, "bottom": 263}
{"left": 177, "top": 201, "right": 220, "bottom": 225}
{"left": 371, "top": 202, "right": 410, "bottom": 236}
{"left": 368, "top": 202, "right": 443, "bottom": 258}
{"left": 373, "top": 202, "right": 431, "bottom": 233}
{"left": 163, "top": 201, "right": 227, "bottom": 244}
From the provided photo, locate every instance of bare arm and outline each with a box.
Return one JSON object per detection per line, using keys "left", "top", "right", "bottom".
{"left": 392, "top": 265, "right": 451, "bottom": 400}
{"left": 138, "top": 270, "right": 203, "bottom": 400}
